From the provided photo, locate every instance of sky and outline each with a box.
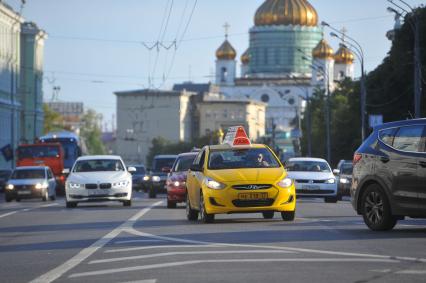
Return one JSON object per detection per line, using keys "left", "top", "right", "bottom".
{"left": 5, "top": 0, "right": 425, "bottom": 130}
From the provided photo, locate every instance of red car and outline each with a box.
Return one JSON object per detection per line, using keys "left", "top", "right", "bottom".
{"left": 166, "top": 152, "right": 198, "bottom": 208}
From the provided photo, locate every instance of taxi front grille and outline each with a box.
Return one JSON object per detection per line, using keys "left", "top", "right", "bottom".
{"left": 232, "top": 184, "right": 272, "bottom": 190}
{"left": 232, "top": 199, "right": 275, "bottom": 208}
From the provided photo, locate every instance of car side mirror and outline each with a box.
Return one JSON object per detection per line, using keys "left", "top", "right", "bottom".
{"left": 128, "top": 166, "right": 137, "bottom": 173}
{"left": 62, "top": 168, "right": 70, "bottom": 175}
{"left": 333, "top": 169, "right": 340, "bottom": 175}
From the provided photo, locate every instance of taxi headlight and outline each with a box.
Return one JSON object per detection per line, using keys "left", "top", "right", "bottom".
{"left": 326, "top": 178, "right": 336, "bottom": 184}
{"left": 204, "top": 178, "right": 226, "bottom": 190}
{"left": 112, "top": 180, "right": 129, "bottom": 188}
{"left": 277, "top": 177, "right": 293, "bottom": 189}
{"left": 152, "top": 176, "right": 161, "bottom": 182}
{"left": 35, "top": 182, "right": 48, "bottom": 190}
{"left": 143, "top": 176, "right": 150, "bottom": 181}
{"left": 69, "top": 182, "right": 82, "bottom": 189}
{"left": 339, "top": 178, "right": 349, "bottom": 184}
{"left": 6, "top": 184, "right": 14, "bottom": 190}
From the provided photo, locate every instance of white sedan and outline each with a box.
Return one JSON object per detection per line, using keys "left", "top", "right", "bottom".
{"left": 65, "top": 155, "right": 135, "bottom": 208}
{"left": 285, "top": 157, "right": 338, "bottom": 203}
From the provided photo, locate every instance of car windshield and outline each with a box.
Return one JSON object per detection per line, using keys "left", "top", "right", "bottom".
{"left": 17, "top": 146, "right": 60, "bottom": 159}
{"left": 173, "top": 155, "right": 197, "bottom": 172}
{"left": 341, "top": 163, "right": 353, "bottom": 175}
{"left": 12, "top": 169, "right": 45, "bottom": 179}
{"left": 208, "top": 148, "right": 280, "bottom": 170}
{"left": 286, "top": 161, "right": 331, "bottom": 173}
{"left": 131, "top": 166, "right": 146, "bottom": 175}
{"left": 153, "top": 158, "right": 176, "bottom": 172}
{"left": 73, "top": 159, "right": 125, "bottom": 172}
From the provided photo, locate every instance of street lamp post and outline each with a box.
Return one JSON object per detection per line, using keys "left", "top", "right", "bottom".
{"left": 388, "top": 0, "right": 423, "bottom": 118}
{"left": 323, "top": 22, "right": 368, "bottom": 141}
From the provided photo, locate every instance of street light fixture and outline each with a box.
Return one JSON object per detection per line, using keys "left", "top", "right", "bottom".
{"left": 323, "top": 21, "right": 368, "bottom": 142}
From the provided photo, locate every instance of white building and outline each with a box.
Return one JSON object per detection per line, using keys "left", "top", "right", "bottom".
{"left": 114, "top": 89, "right": 195, "bottom": 165}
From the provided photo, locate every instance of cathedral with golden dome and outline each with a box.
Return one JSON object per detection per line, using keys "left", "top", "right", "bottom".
{"left": 214, "top": 0, "right": 354, "bottom": 150}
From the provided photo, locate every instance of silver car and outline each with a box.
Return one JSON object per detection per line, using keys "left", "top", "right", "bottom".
{"left": 4, "top": 166, "right": 57, "bottom": 202}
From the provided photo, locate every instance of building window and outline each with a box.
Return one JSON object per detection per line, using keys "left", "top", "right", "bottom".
{"left": 261, "top": 94, "right": 270, "bottom": 103}
{"left": 223, "top": 109, "right": 228, "bottom": 118}
{"left": 221, "top": 67, "right": 228, "bottom": 83}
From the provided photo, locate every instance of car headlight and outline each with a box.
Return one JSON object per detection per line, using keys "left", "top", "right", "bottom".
{"left": 204, "top": 177, "right": 226, "bottom": 190}
{"left": 326, "top": 178, "right": 336, "bottom": 184}
{"left": 143, "top": 176, "right": 150, "bottom": 181}
{"left": 339, "top": 178, "right": 350, "bottom": 184}
{"left": 112, "top": 180, "right": 129, "bottom": 188}
{"left": 152, "top": 176, "right": 161, "bottom": 182}
{"left": 69, "top": 182, "right": 83, "bottom": 189}
{"left": 277, "top": 177, "right": 293, "bottom": 188}
{"left": 6, "top": 184, "right": 14, "bottom": 190}
{"left": 35, "top": 182, "right": 48, "bottom": 190}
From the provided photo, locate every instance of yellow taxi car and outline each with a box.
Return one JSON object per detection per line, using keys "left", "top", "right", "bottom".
{"left": 186, "top": 126, "right": 296, "bottom": 223}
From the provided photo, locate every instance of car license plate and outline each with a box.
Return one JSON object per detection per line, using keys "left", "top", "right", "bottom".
{"left": 238, "top": 192, "right": 268, "bottom": 200}
{"left": 303, "top": 185, "right": 320, "bottom": 190}
{"left": 88, "top": 190, "right": 104, "bottom": 196}
{"left": 18, "top": 191, "right": 31, "bottom": 195}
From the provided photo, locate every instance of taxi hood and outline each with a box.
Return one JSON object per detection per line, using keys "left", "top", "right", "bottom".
{"left": 208, "top": 168, "right": 285, "bottom": 183}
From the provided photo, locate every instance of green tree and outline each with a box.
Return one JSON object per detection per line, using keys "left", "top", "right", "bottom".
{"left": 43, "top": 103, "right": 65, "bottom": 134}
{"left": 80, "top": 109, "right": 106, "bottom": 155}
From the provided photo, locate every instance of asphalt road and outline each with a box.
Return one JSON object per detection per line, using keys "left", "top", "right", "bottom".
{"left": 0, "top": 192, "right": 426, "bottom": 283}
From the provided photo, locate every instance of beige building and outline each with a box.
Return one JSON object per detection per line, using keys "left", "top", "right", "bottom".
{"left": 197, "top": 99, "right": 266, "bottom": 142}
{"left": 114, "top": 89, "right": 195, "bottom": 164}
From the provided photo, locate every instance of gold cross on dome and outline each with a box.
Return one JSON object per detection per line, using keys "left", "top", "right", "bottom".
{"left": 340, "top": 27, "right": 348, "bottom": 43}
{"left": 223, "top": 22, "right": 230, "bottom": 39}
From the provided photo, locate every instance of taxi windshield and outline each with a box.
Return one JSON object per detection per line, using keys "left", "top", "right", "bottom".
{"left": 208, "top": 148, "right": 280, "bottom": 170}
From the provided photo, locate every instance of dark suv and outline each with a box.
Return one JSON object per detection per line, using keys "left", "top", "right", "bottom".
{"left": 351, "top": 119, "right": 426, "bottom": 231}
{"left": 148, "top": 155, "right": 177, "bottom": 198}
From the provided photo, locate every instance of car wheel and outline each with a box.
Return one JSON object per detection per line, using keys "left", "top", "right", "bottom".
{"left": 50, "top": 194, "right": 56, "bottom": 201}
{"left": 148, "top": 186, "right": 156, "bottom": 199}
{"left": 361, "top": 184, "right": 397, "bottom": 231}
{"left": 5, "top": 195, "right": 13, "bottom": 202}
{"left": 123, "top": 200, "right": 132, "bottom": 207}
{"left": 262, "top": 211, "right": 274, "bottom": 219}
{"left": 199, "top": 192, "right": 214, "bottom": 224}
{"left": 281, "top": 211, "right": 295, "bottom": 221}
{"left": 325, "top": 196, "right": 338, "bottom": 203}
{"left": 167, "top": 200, "right": 177, "bottom": 209}
{"left": 186, "top": 194, "right": 198, "bottom": 221}
{"left": 15, "top": 197, "right": 21, "bottom": 202}
{"left": 66, "top": 201, "right": 77, "bottom": 208}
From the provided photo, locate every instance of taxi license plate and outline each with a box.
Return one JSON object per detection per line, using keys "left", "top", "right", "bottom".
{"left": 238, "top": 192, "right": 268, "bottom": 200}
{"left": 18, "top": 191, "right": 31, "bottom": 195}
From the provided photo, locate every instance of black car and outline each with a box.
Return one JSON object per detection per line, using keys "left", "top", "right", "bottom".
{"left": 334, "top": 160, "right": 353, "bottom": 199}
{"left": 0, "top": 169, "right": 12, "bottom": 192}
{"left": 148, "top": 155, "right": 178, "bottom": 198}
{"left": 129, "top": 165, "right": 148, "bottom": 191}
{"left": 351, "top": 119, "right": 426, "bottom": 231}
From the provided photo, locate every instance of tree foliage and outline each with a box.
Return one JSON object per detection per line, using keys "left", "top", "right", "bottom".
{"left": 43, "top": 103, "right": 65, "bottom": 134}
{"left": 80, "top": 109, "right": 106, "bottom": 155}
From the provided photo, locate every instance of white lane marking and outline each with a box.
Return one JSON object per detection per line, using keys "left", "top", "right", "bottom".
{"left": 370, "top": 269, "right": 392, "bottom": 273}
{"left": 40, "top": 203, "right": 59, "bottom": 208}
{"left": 114, "top": 239, "right": 165, "bottom": 245}
{"left": 397, "top": 270, "right": 426, "bottom": 275}
{"left": 0, "top": 211, "right": 18, "bottom": 218}
{"left": 127, "top": 229, "right": 426, "bottom": 264}
{"left": 119, "top": 280, "right": 157, "bottom": 283}
{"left": 69, "top": 258, "right": 400, "bottom": 278}
{"left": 106, "top": 244, "right": 221, "bottom": 253}
{"left": 90, "top": 250, "right": 294, "bottom": 264}
{"left": 29, "top": 201, "right": 163, "bottom": 283}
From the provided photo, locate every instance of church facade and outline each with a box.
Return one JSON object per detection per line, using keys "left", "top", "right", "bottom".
{"left": 213, "top": 0, "right": 355, "bottom": 155}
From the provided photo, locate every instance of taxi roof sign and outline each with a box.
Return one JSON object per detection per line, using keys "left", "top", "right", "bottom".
{"left": 222, "top": 126, "right": 251, "bottom": 147}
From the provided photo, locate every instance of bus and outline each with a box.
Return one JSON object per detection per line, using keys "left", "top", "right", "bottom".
{"left": 39, "top": 131, "right": 84, "bottom": 171}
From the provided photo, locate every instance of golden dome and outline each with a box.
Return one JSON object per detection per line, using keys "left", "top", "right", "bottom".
{"left": 241, "top": 49, "right": 250, "bottom": 64}
{"left": 334, "top": 44, "right": 355, "bottom": 64}
{"left": 312, "top": 39, "right": 334, "bottom": 60}
{"left": 216, "top": 39, "right": 237, "bottom": 60}
{"left": 255, "top": 0, "right": 318, "bottom": 27}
